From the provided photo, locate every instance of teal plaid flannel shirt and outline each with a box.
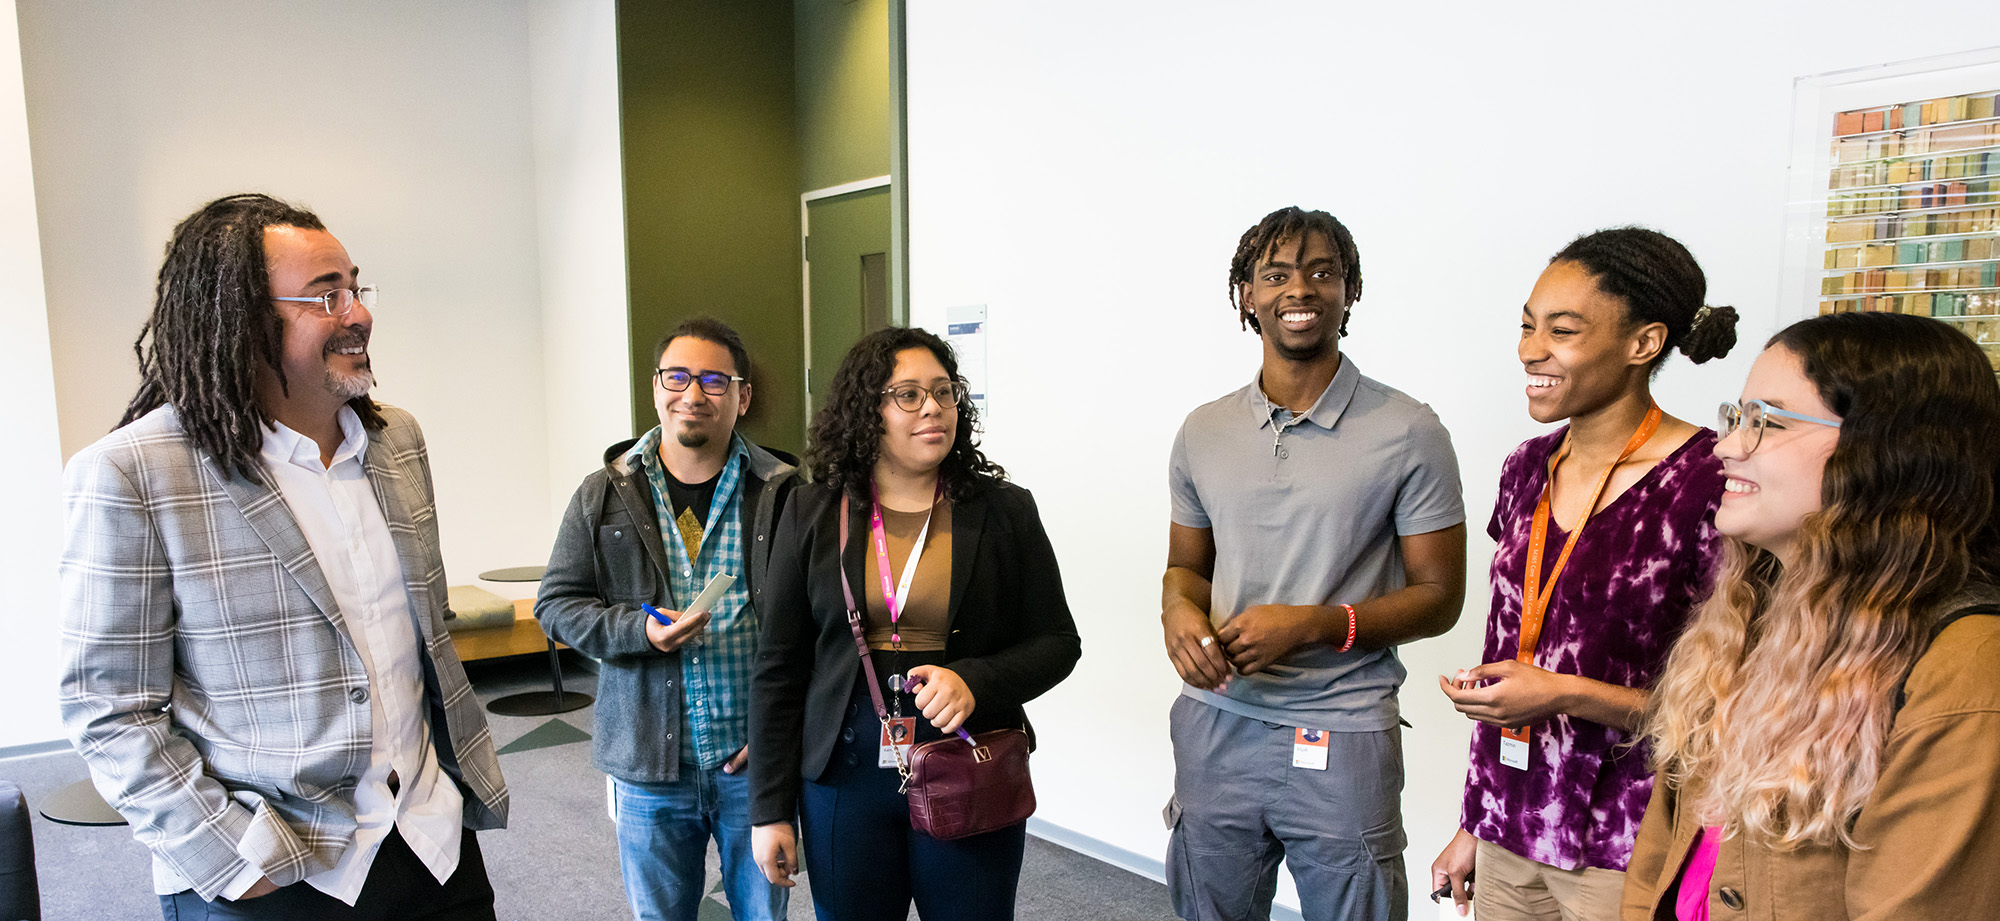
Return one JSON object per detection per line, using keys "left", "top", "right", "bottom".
{"left": 629, "top": 428, "right": 756, "bottom": 769}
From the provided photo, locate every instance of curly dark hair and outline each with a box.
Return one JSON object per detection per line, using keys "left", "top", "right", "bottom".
{"left": 1227, "top": 206, "right": 1363, "bottom": 337}
{"left": 120, "top": 193, "right": 383, "bottom": 482}
{"left": 805, "top": 326, "right": 1005, "bottom": 501}
{"left": 1552, "top": 227, "right": 1739, "bottom": 371}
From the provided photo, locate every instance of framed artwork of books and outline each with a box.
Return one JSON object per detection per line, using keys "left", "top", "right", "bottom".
{"left": 1782, "top": 47, "right": 2000, "bottom": 381}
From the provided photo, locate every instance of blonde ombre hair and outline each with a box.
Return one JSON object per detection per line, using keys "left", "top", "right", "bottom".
{"left": 1645, "top": 313, "right": 2000, "bottom": 848}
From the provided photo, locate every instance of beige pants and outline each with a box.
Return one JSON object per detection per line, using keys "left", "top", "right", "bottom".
{"left": 1472, "top": 839, "right": 1625, "bottom": 921}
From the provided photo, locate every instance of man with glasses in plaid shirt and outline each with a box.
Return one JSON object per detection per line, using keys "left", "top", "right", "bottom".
{"left": 538, "top": 317, "right": 799, "bottom": 921}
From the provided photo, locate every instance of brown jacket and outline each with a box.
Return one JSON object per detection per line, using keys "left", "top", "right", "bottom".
{"left": 1621, "top": 610, "right": 2000, "bottom": 920}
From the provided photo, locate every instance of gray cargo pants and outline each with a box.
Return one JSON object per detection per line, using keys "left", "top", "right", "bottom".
{"left": 1165, "top": 695, "right": 1408, "bottom": 921}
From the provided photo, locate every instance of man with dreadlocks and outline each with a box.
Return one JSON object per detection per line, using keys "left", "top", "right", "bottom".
{"left": 58, "top": 193, "right": 508, "bottom": 920}
{"left": 1160, "top": 206, "right": 1467, "bottom": 921}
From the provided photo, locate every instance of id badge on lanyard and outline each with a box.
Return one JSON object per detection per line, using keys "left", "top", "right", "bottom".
{"left": 868, "top": 483, "right": 938, "bottom": 768}
{"left": 1502, "top": 403, "right": 1660, "bottom": 771}
{"left": 879, "top": 718, "right": 917, "bottom": 767}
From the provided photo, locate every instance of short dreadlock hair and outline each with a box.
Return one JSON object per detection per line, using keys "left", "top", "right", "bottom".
{"left": 119, "top": 193, "right": 383, "bottom": 482}
{"left": 1226, "top": 206, "right": 1363, "bottom": 337}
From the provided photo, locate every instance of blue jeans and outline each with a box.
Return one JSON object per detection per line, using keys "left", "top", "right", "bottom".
{"left": 612, "top": 767, "right": 786, "bottom": 921}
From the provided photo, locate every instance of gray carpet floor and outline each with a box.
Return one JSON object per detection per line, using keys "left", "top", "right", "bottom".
{"left": 6, "top": 653, "right": 1176, "bottom": 920}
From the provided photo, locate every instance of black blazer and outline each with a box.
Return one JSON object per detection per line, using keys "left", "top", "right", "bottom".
{"left": 749, "top": 480, "right": 1082, "bottom": 825}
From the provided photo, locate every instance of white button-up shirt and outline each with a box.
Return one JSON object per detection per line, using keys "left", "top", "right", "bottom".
{"left": 221, "top": 407, "right": 463, "bottom": 904}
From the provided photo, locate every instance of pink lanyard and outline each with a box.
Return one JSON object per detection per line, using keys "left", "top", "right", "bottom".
{"left": 868, "top": 482, "right": 940, "bottom": 647}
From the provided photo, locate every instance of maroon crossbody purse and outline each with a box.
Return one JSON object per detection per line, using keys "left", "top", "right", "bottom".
{"left": 838, "top": 494, "right": 1036, "bottom": 840}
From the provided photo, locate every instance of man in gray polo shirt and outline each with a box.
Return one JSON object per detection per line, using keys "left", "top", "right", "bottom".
{"left": 1161, "top": 206, "right": 1467, "bottom": 921}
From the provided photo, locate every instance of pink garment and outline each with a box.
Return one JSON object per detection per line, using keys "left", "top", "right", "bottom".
{"left": 1675, "top": 826, "right": 1724, "bottom": 921}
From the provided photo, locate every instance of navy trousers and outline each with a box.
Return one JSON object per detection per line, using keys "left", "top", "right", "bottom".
{"left": 798, "top": 668, "right": 1026, "bottom": 921}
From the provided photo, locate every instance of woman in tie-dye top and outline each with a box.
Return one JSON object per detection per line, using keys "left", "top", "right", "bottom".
{"left": 1430, "top": 228, "right": 1736, "bottom": 920}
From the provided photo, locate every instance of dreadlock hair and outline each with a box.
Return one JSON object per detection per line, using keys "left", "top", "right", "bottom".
{"left": 120, "top": 193, "right": 383, "bottom": 482}
{"left": 1226, "top": 206, "right": 1363, "bottom": 336}
{"left": 1551, "top": 227, "right": 1739, "bottom": 373}
{"left": 805, "top": 326, "right": 1006, "bottom": 502}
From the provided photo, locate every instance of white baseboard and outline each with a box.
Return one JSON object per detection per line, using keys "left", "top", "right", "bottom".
{"left": 0, "top": 738, "right": 70, "bottom": 761}
{"left": 1025, "top": 818, "right": 1305, "bottom": 921}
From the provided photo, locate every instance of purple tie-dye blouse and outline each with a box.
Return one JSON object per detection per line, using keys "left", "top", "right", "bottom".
{"left": 1460, "top": 427, "right": 1724, "bottom": 872}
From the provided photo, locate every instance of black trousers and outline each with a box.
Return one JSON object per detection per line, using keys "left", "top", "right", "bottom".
{"left": 159, "top": 827, "right": 495, "bottom": 921}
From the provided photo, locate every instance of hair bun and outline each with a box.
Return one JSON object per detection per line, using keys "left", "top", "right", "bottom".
{"left": 1681, "top": 304, "right": 1739, "bottom": 364}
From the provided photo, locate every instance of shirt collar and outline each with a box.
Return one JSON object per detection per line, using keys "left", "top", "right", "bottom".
{"left": 628, "top": 427, "right": 749, "bottom": 479}
{"left": 1243, "top": 353, "right": 1362, "bottom": 432}
{"left": 261, "top": 405, "right": 368, "bottom": 471}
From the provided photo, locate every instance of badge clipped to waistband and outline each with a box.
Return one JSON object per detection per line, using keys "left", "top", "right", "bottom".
{"left": 1292, "top": 727, "right": 1329, "bottom": 770}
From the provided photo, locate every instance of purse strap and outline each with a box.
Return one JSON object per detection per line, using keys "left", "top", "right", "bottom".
{"left": 840, "top": 494, "right": 915, "bottom": 790}
{"left": 839, "top": 494, "right": 895, "bottom": 723}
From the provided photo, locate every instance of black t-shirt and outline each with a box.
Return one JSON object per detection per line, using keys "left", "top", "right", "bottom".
{"left": 662, "top": 466, "right": 721, "bottom": 564}
{"left": 663, "top": 467, "right": 720, "bottom": 528}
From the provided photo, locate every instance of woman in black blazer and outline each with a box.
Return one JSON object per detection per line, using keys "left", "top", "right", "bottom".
{"left": 749, "top": 326, "right": 1080, "bottom": 921}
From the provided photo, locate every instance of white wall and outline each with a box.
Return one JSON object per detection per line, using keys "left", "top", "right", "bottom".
{"left": 906, "top": 4, "right": 1996, "bottom": 915}
{"left": 0, "top": 0, "right": 67, "bottom": 749}
{"left": 17, "top": 0, "right": 568, "bottom": 606}
{"left": 529, "top": 0, "right": 632, "bottom": 524}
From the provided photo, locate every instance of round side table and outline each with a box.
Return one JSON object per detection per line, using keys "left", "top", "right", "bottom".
{"left": 39, "top": 778, "right": 126, "bottom": 827}
{"left": 477, "top": 566, "right": 593, "bottom": 716}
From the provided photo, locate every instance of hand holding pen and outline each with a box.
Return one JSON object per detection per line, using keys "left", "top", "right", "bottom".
{"left": 642, "top": 603, "right": 710, "bottom": 654}
{"left": 640, "top": 573, "right": 735, "bottom": 655}
{"left": 891, "top": 666, "right": 979, "bottom": 741}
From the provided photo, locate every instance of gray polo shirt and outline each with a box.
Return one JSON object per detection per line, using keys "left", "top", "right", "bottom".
{"left": 1168, "top": 355, "right": 1464, "bottom": 730}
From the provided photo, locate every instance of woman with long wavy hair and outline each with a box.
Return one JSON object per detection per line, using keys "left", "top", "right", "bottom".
{"left": 747, "top": 326, "right": 1080, "bottom": 920}
{"left": 1622, "top": 311, "right": 2000, "bottom": 920}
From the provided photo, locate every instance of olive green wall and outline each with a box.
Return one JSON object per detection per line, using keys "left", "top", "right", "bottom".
{"left": 617, "top": 0, "right": 805, "bottom": 455}
{"left": 794, "top": 0, "right": 892, "bottom": 192}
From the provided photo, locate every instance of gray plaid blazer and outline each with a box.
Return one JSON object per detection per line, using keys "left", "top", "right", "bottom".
{"left": 58, "top": 403, "right": 508, "bottom": 900}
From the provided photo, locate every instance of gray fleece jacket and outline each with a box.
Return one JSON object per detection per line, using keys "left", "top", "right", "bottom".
{"left": 534, "top": 434, "right": 799, "bottom": 783}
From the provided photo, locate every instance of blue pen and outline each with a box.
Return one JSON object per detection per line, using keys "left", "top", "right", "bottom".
{"left": 642, "top": 603, "right": 674, "bottom": 627}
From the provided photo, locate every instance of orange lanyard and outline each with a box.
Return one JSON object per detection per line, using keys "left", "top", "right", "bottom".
{"left": 1504, "top": 402, "right": 1661, "bottom": 745}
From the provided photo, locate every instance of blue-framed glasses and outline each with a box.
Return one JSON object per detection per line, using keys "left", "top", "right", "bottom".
{"left": 1717, "top": 399, "right": 1841, "bottom": 455}
{"left": 271, "top": 285, "right": 377, "bottom": 318}
{"left": 655, "top": 369, "right": 745, "bottom": 395}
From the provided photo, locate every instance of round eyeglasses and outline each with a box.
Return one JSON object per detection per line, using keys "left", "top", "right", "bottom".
{"left": 656, "top": 369, "right": 745, "bottom": 395}
{"left": 881, "top": 381, "right": 968, "bottom": 413}
{"left": 271, "top": 285, "right": 378, "bottom": 318}
{"left": 1716, "top": 399, "right": 1841, "bottom": 455}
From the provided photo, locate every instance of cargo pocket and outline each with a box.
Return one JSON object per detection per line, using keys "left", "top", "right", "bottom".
{"left": 1285, "top": 816, "right": 1405, "bottom": 919}
{"left": 1361, "top": 815, "right": 1407, "bottom": 863}
{"left": 1162, "top": 796, "right": 1202, "bottom": 920}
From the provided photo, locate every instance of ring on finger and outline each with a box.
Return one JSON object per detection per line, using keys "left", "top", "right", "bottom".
{"left": 1199, "top": 636, "right": 1214, "bottom": 648}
